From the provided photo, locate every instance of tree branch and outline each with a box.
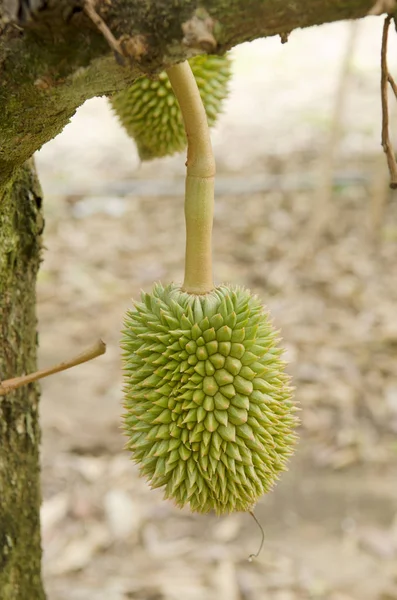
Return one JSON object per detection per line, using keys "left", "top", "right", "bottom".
{"left": 0, "top": 0, "right": 392, "bottom": 188}
{"left": 0, "top": 339, "right": 106, "bottom": 396}
{"left": 380, "top": 14, "right": 397, "bottom": 188}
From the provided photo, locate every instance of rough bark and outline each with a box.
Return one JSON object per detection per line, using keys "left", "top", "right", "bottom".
{"left": 0, "top": 161, "right": 45, "bottom": 600}
{"left": 0, "top": 0, "right": 389, "bottom": 188}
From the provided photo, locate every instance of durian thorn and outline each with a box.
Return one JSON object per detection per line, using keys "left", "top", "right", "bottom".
{"left": 166, "top": 61, "right": 215, "bottom": 295}
{"left": 0, "top": 339, "right": 106, "bottom": 396}
{"left": 248, "top": 510, "right": 265, "bottom": 562}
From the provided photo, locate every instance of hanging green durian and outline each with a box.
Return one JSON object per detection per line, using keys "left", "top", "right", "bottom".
{"left": 122, "top": 283, "right": 296, "bottom": 514}
{"left": 111, "top": 54, "right": 231, "bottom": 160}
{"left": 121, "top": 61, "right": 298, "bottom": 515}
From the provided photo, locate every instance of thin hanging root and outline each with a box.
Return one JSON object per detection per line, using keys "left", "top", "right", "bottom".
{"left": 166, "top": 61, "right": 215, "bottom": 295}
{"left": 248, "top": 510, "right": 265, "bottom": 561}
{"left": 381, "top": 15, "right": 397, "bottom": 189}
{"left": 0, "top": 339, "right": 106, "bottom": 396}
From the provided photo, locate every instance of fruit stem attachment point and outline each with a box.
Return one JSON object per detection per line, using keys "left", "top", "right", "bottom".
{"left": 0, "top": 339, "right": 106, "bottom": 396}
{"left": 166, "top": 61, "right": 215, "bottom": 295}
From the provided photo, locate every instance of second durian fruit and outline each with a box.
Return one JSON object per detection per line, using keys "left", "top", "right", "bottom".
{"left": 111, "top": 54, "right": 231, "bottom": 160}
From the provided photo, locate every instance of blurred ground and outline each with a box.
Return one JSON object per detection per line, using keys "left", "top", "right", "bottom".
{"left": 35, "top": 18, "right": 397, "bottom": 600}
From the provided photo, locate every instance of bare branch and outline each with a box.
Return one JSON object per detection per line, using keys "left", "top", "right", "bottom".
{"left": 0, "top": 339, "right": 106, "bottom": 396}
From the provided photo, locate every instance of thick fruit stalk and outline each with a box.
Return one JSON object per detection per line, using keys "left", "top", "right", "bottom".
{"left": 166, "top": 61, "right": 215, "bottom": 295}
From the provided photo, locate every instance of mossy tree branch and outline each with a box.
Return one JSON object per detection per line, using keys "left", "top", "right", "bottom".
{"left": 0, "top": 0, "right": 390, "bottom": 189}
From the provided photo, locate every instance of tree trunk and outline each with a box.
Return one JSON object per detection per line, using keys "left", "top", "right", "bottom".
{"left": 0, "top": 161, "right": 45, "bottom": 599}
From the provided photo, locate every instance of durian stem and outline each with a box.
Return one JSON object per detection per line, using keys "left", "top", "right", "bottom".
{"left": 0, "top": 339, "right": 106, "bottom": 396}
{"left": 166, "top": 61, "right": 215, "bottom": 295}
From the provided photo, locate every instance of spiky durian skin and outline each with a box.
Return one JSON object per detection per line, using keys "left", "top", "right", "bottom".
{"left": 111, "top": 55, "right": 231, "bottom": 160}
{"left": 122, "top": 283, "right": 297, "bottom": 515}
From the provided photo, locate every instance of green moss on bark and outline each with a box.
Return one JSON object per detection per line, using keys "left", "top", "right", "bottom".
{"left": 0, "top": 161, "right": 45, "bottom": 600}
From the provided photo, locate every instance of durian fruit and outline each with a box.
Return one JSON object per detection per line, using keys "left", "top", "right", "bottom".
{"left": 111, "top": 54, "right": 231, "bottom": 160}
{"left": 122, "top": 283, "right": 297, "bottom": 515}
{"left": 121, "top": 61, "right": 298, "bottom": 515}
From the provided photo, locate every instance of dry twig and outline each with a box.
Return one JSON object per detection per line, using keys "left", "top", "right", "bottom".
{"left": 0, "top": 339, "right": 106, "bottom": 396}
{"left": 84, "top": 0, "right": 124, "bottom": 60}
{"left": 387, "top": 73, "right": 397, "bottom": 100}
{"left": 380, "top": 15, "right": 397, "bottom": 189}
